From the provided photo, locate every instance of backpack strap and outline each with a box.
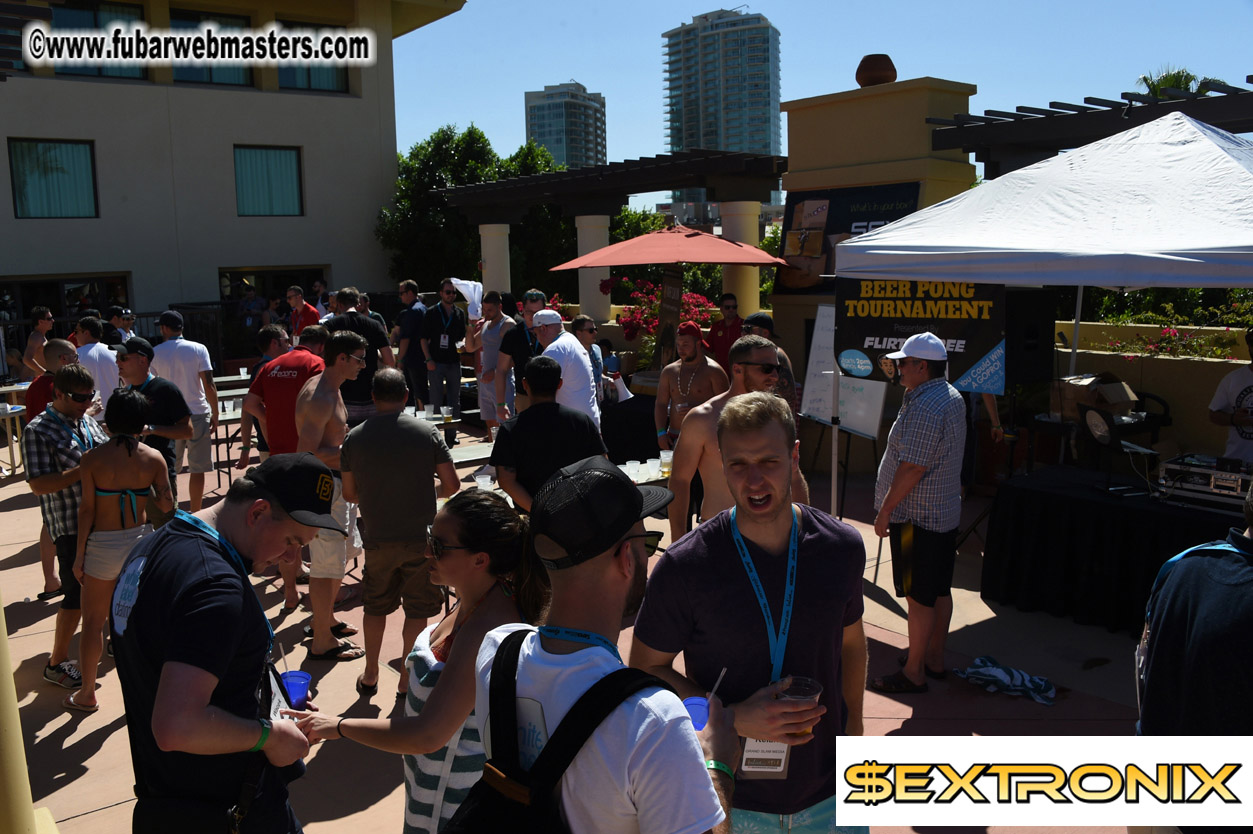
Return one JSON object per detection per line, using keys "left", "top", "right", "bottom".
{"left": 525, "top": 668, "right": 675, "bottom": 796}
{"left": 487, "top": 628, "right": 531, "bottom": 779}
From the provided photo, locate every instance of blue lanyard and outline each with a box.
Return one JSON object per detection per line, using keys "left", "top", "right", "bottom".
{"left": 175, "top": 510, "right": 274, "bottom": 650}
{"left": 133, "top": 374, "right": 154, "bottom": 394}
{"left": 440, "top": 305, "right": 456, "bottom": 331}
{"left": 730, "top": 504, "right": 800, "bottom": 683}
{"left": 538, "top": 626, "right": 622, "bottom": 664}
{"left": 44, "top": 406, "right": 94, "bottom": 453}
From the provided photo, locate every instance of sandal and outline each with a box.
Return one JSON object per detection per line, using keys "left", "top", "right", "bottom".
{"left": 897, "top": 654, "right": 947, "bottom": 681}
{"left": 356, "top": 675, "right": 378, "bottom": 696}
{"left": 63, "top": 692, "right": 99, "bottom": 713}
{"left": 310, "top": 641, "right": 366, "bottom": 662}
{"left": 869, "top": 669, "right": 929, "bottom": 694}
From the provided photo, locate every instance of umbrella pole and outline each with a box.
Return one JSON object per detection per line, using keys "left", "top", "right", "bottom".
{"left": 1068, "top": 287, "right": 1084, "bottom": 376}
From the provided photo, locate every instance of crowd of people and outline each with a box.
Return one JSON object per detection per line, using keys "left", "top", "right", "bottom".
{"left": 19, "top": 278, "right": 931, "bottom": 834}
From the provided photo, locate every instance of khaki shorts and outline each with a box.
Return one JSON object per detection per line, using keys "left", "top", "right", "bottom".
{"left": 174, "top": 413, "right": 213, "bottom": 474}
{"left": 308, "top": 476, "right": 350, "bottom": 579}
{"left": 361, "top": 540, "right": 444, "bottom": 618}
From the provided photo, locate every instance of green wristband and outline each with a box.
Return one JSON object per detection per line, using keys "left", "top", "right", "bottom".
{"left": 706, "top": 759, "right": 735, "bottom": 779}
{"left": 249, "top": 718, "right": 271, "bottom": 752}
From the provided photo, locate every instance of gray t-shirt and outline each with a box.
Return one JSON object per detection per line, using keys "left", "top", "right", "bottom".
{"left": 479, "top": 315, "right": 512, "bottom": 379}
{"left": 341, "top": 411, "right": 452, "bottom": 543}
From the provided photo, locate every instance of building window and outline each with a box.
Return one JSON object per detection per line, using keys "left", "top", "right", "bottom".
{"left": 234, "top": 146, "right": 302, "bottom": 216}
{"left": 7, "top": 139, "right": 98, "bottom": 219}
{"left": 277, "top": 21, "right": 348, "bottom": 92}
{"left": 170, "top": 9, "right": 252, "bottom": 86}
{"left": 53, "top": 1, "right": 145, "bottom": 79}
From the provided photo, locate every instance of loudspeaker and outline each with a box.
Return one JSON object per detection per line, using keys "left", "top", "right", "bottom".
{"left": 1004, "top": 288, "right": 1057, "bottom": 386}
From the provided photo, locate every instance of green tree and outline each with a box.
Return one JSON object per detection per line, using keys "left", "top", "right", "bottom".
{"left": 1136, "top": 66, "right": 1227, "bottom": 97}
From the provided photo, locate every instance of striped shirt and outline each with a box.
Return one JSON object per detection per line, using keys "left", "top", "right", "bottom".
{"left": 874, "top": 376, "right": 966, "bottom": 532}
{"left": 403, "top": 624, "right": 484, "bottom": 834}
{"left": 22, "top": 405, "right": 109, "bottom": 539}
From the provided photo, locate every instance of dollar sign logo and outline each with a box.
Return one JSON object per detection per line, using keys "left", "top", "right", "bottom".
{"left": 845, "top": 760, "right": 892, "bottom": 805}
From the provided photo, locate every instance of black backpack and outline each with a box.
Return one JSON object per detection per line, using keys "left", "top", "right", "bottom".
{"left": 443, "top": 629, "right": 674, "bottom": 833}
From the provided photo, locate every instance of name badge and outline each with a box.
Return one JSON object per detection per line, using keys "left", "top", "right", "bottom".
{"left": 740, "top": 737, "right": 790, "bottom": 779}
{"left": 440, "top": 334, "right": 450, "bottom": 349}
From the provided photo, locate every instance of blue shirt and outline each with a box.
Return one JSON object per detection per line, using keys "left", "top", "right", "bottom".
{"left": 874, "top": 376, "right": 966, "bottom": 532}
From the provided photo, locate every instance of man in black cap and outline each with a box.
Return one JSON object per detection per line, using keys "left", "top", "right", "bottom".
{"left": 110, "top": 453, "right": 346, "bottom": 834}
{"left": 472, "top": 456, "right": 738, "bottom": 834}
{"left": 114, "top": 336, "right": 193, "bottom": 528}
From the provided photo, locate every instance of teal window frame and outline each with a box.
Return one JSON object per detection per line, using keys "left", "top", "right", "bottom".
{"left": 233, "top": 146, "right": 303, "bottom": 217}
{"left": 8, "top": 139, "right": 99, "bottom": 219}
{"left": 52, "top": 0, "right": 145, "bottom": 79}
{"left": 169, "top": 8, "right": 252, "bottom": 86}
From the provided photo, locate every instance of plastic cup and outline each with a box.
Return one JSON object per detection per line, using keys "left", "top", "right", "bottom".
{"left": 475, "top": 474, "right": 492, "bottom": 490}
{"left": 683, "top": 696, "right": 709, "bottom": 731}
{"left": 441, "top": 406, "right": 453, "bottom": 423}
{"left": 281, "top": 670, "right": 312, "bottom": 709}
{"left": 625, "top": 460, "right": 641, "bottom": 482}
{"left": 424, "top": 404, "right": 435, "bottom": 419}
{"left": 780, "top": 675, "right": 823, "bottom": 735}
{"left": 646, "top": 458, "right": 661, "bottom": 480}
{"left": 659, "top": 449, "right": 674, "bottom": 478}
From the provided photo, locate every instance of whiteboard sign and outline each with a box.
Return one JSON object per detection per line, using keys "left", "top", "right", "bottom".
{"left": 838, "top": 376, "right": 887, "bottom": 439}
{"left": 800, "top": 305, "right": 836, "bottom": 422}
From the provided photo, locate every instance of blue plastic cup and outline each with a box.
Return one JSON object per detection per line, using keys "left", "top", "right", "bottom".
{"left": 281, "top": 671, "right": 312, "bottom": 709}
{"left": 683, "top": 696, "right": 709, "bottom": 731}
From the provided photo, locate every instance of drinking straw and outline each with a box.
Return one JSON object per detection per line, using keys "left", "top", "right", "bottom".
{"left": 707, "top": 667, "right": 728, "bottom": 703}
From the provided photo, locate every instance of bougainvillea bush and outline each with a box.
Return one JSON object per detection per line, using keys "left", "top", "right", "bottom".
{"left": 601, "top": 276, "right": 714, "bottom": 364}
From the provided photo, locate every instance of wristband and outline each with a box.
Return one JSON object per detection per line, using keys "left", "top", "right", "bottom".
{"left": 657, "top": 429, "right": 668, "bottom": 437}
{"left": 336, "top": 717, "right": 347, "bottom": 739}
{"left": 706, "top": 760, "right": 735, "bottom": 779}
{"left": 249, "top": 718, "right": 271, "bottom": 752}
{"left": 497, "top": 402, "right": 507, "bottom": 407}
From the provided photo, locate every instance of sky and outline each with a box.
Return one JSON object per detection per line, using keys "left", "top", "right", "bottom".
{"left": 392, "top": 0, "right": 1253, "bottom": 208}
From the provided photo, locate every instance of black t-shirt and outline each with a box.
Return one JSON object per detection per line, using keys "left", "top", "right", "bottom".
{"left": 420, "top": 303, "right": 467, "bottom": 365}
{"left": 101, "top": 322, "right": 123, "bottom": 346}
{"left": 326, "top": 311, "right": 390, "bottom": 404}
{"left": 133, "top": 375, "right": 192, "bottom": 480}
{"left": 110, "top": 515, "right": 279, "bottom": 806}
{"left": 490, "top": 401, "right": 607, "bottom": 497}
{"left": 499, "top": 324, "right": 541, "bottom": 391}
{"left": 397, "top": 302, "right": 426, "bottom": 370}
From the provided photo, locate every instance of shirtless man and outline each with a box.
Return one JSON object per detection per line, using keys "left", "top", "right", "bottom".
{"left": 295, "top": 330, "right": 368, "bottom": 661}
{"left": 25, "top": 306, "right": 55, "bottom": 375}
{"left": 655, "top": 321, "right": 729, "bottom": 451}
{"left": 668, "top": 335, "right": 810, "bottom": 542}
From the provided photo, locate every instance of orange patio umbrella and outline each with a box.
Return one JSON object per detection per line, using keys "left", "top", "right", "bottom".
{"left": 550, "top": 224, "right": 785, "bottom": 270}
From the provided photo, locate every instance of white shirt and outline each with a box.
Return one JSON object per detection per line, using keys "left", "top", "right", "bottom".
{"left": 151, "top": 336, "right": 213, "bottom": 415}
{"left": 542, "top": 331, "right": 601, "bottom": 429}
{"left": 1209, "top": 364, "right": 1253, "bottom": 461}
{"left": 76, "top": 341, "right": 120, "bottom": 415}
{"left": 475, "top": 625, "right": 724, "bottom": 834}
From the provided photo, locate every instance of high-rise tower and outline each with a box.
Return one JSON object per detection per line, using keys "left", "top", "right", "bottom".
{"left": 524, "top": 82, "right": 607, "bottom": 170}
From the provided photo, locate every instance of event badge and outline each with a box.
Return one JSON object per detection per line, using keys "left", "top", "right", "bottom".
{"left": 741, "top": 737, "right": 790, "bottom": 779}
{"left": 440, "top": 334, "right": 450, "bottom": 349}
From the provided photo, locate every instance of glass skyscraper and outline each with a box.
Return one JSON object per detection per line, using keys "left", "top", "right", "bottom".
{"left": 524, "top": 82, "right": 607, "bottom": 170}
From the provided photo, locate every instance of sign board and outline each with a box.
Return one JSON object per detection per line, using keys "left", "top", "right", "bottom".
{"left": 834, "top": 278, "right": 1007, "bottom": 395}
{"left": 800, "top": 305, "right": 888, "bottom": 439}
{"left": 838, "top": 376, "right": 888, "bottom": 439}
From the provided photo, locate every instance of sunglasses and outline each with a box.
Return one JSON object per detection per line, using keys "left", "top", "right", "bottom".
{"left": 348, "top": 353, "right": 367, "bottom": 365}
{"left": 580, "top": 327, "right": 598, "bottom": 334}
{"left": 427, "top": 524, "right": 472, "bottom": 560}
{"left": 738, "top": 361, "right": 781, "bottom": 375}
{"left": 63, "top": 389, "right": 96, "bottom": 403}
{"left": 624, "top": 531, "right": 664, "bottom": 558}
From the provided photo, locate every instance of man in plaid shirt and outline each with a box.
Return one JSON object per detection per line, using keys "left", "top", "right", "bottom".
{"left": 870, "top": 332, "right": 966, "bottom": 695}
{"left": 23, "top": 364, "right": 109, "bottom": 689}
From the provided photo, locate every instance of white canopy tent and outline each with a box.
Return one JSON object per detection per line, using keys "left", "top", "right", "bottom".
{"left": 821, "top": 112, "right": 1253, "bottom": 511}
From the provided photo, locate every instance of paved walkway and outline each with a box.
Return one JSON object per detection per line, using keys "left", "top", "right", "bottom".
{"left": 4, "top": 441, "right": 1138, "bottom": 833}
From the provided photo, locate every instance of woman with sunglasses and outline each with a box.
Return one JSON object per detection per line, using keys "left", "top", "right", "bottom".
{"left": 68, "top": 389, "right": 174, "bottom": 712}
{"left": 287, "top": 490, "right": 549, "bottom": 833}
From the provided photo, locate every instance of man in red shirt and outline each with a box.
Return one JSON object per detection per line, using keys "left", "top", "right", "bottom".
{"left": 24, "top": 338, "right": 80, "bottom": 601}
{"left": 243, "top": 325, "right": 328, "bottom": 608}
{"left": 286, "top": 285, "right": 321, "bottom": 338}
{"left": 707, "top": 293, "right": 743, "bottom": 372}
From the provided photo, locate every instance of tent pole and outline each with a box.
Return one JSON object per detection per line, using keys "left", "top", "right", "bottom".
{"left": 1068, "top": 287, "right": 1084, "bottom": 376}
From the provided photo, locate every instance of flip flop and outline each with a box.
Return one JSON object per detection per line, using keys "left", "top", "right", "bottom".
{"left": 869, "top": 669, "right": 929, "bottom": 694}
{"left": 897, "top": 654, "right": 947, "bottom": 681}
{"left": 310, "top": 641, "right": 366, "bottom": 662}
{"left": 356, "top": 675, "right": 378, "bottom": 696}
{"left": 63, "top": 692, "right": 99, "bottom": 713}
{"left": 37, "top": 589, "right": 64, "bottom": 601}
{"left": 303, "top": 623, "right": 358, "bottom": 639}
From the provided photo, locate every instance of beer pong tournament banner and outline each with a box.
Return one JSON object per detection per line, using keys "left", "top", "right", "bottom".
{"left": 834, "top": 277, "right": 1006, "bottom": 395}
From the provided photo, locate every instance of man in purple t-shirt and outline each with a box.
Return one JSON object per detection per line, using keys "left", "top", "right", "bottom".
{"left": 631, "top": 392, "right": 866, "bottom": 831}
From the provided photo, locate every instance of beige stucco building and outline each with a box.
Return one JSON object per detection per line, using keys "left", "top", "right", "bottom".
{"left": 0, "top": 0, "right": 463, "bottom": 317}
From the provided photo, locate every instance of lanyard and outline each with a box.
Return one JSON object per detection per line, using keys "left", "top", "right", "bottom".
{"left": 133, "top": 374, "right": 154, "bottom": 394}
{"left": 440, "top": 304, "right": 457, "bottom": 331}
{"left": 538, "top": 625, "right": 622, "bottom": 664}
{"left": 730, "top": 504, "right": 799, "bottom": 683}
{"left": 44, "top": 406, "right": 94, "bottom": 453}
{"left": 175, "top": 510, "right": 274, "bottom": 650}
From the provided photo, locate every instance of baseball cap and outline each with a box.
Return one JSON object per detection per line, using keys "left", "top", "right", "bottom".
{"left": 743, "top": 312, "right": 774, "bottom": 335}
{"left": 242, "top": 453, "right": 346, "bottom": 535}
{"left": 531, "top": 456, "right": 673, "bottom": 570}
{"left": 886, "top": 331, "right": 947, "bottom": 361}
{"left": 531, "top": 309, "right": 563, "bottom": 327}
{"left": 110, "top": 336, "right": 155, "bottom": 361}
{"left": 676, "top": 320, "right": 709, "bottom": 349}
{"left": 158, "top": 310, "right": 184, "bottom": 329}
